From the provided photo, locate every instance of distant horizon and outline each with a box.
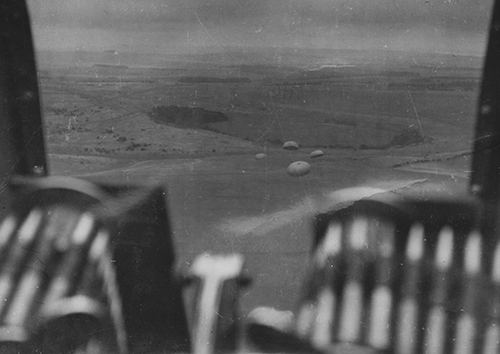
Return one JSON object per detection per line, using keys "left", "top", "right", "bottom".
{"left": 36, "top": 44, "right": 486, "bottom": 56}
{"left": 35, "top": 46, "right": 484, "bottom": 73}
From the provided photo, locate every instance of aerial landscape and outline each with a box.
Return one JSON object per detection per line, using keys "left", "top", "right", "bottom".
{"left": 36, "top": 45, "right": 481, "bottom": 311}
{"left": 39, "top": 47, "right": 480, "bottom": 175}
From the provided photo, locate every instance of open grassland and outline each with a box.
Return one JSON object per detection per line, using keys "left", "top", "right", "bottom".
{"left": 40, "top": 48, "right": 480, "bottom": 161}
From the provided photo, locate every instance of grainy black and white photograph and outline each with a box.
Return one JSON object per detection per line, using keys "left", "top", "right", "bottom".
{"left": 0, "top": 0, "right": 499, "bottom": 353}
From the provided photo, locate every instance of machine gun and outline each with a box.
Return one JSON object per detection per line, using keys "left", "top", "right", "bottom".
{"left": 1, "top": 0, "right": 500, "bottom": 353}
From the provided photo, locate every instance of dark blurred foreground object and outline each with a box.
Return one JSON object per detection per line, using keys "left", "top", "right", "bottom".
{"left": 183, "top": 253, "right": 250, "bottom": 354}
{"left": 246, "top": 191, "right": 500, "bottom": 354}
{"left": 0, "top": 0, "right": 47, "bottom": 218}
{"left": 0, "top": 176, "right": 190, "bottom": 353}
{"left": 6, "top": 177, "right": 497, "bottom": 354}
{"left": 0, "top": 175, "right": 252, "bottom": 354}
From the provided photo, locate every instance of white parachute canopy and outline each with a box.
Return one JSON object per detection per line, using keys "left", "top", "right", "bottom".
{"left": 310, "top": 150, "right": 324, "bottom": 158}
{"left": 282, "top": 141, "right": 299, "bottom": 150}
{"left": 287, "top": 161, "right": 311, "bottom": 177}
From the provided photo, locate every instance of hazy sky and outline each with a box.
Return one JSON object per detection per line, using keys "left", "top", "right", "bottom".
{"left": 27, "top": 0, "right": 493, "bottom": 55}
